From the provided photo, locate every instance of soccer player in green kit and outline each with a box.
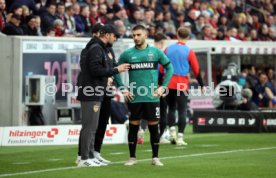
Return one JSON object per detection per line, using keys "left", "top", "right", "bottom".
{"left": 115, "top": 25, "right": 174, "bottom": 166}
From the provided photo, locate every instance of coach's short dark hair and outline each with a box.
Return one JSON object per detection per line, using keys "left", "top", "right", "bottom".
{"left": 132, "top": 25, "right": 147, "bottom": 31}
{"left": 177, "top": 27, "right": 190, "bottom": 39}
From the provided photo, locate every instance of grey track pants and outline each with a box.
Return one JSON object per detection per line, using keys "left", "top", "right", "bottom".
{"left": 80, "top": 101, "right": 101, "bottom": 160}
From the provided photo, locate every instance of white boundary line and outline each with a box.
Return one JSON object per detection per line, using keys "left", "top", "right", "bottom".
{"left": 0, "top": 146, "right": 276, "bottom": 177}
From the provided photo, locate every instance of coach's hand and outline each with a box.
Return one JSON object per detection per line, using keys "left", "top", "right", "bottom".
{"left": 107, "top": 77, "right": 113, "bottom": 86}
{"left": 122, "top": 89, "right": 134, "bottom": 102}
{"left": 153, "top": 87, "right": 166, "bottom": 98}
{"left": 116, "top": 63, "right": 130, "bottom": 72}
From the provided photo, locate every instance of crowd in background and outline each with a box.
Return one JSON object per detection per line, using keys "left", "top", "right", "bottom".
{"left": 0, "top": 0, "right": 275, "bottom": 41}
{"left": 238, "top": 65, "right": 276, "bottom": 108}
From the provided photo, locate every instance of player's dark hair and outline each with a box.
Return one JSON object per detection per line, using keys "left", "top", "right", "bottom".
{"left": 132, "top": 25, "right": 147, "bottom": 32}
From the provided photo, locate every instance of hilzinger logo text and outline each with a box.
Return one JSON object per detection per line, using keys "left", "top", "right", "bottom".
{"left": 9, "top": 128, "right": 59, "bottom": 138}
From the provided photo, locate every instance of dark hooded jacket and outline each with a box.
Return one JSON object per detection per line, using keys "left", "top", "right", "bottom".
{"left": 77, "top": 37, "right": 119, "bottom": 101}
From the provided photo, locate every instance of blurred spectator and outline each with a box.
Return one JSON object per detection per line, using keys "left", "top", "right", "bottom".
{"left": 238, "top": 88, "right": 258, "bottom": 110}
{"left": 56, "top": 2, "right": 66, "bottom": 26}
{"left": 229, "top": 14, "right": 242, "bottom": 30}
{"left": 183, "top": 0, "right": 192, "bottom": 12}
{"left": 210, "top": 27, "right": 217, "bottom": 40}
{"left": 147, "top": 23, "right": 156, "bottom": 38}
{"left": 89, "top": 5, "right": 98, "bottom": 25}
{"left": 251, "top": 13, "right": 261, "bottom": 30}
{"left": 0, "top": 0, "right": 6, "bottom": 32}
{"left": 253, "top": 72, "right": 276, "bottom": 108}
{"left": 128, "top": 8, "right": 142, "bottom": 25}
{"left": 6, "top": 5, "right": 23, "bottom": 23}
{"left": 105, "top": 7, "right": 114, "bottom": 24}
{"left": 208, "top": 0, "right": 219, "bottom": 17}
{"left": 218, "top": 15, "right": 229, "bottom": 33}
{"left": 22, "top": 15, "right": 38, "bottom": 36}
{"left": 1, "top": 0, "right": 275, "bottom": 40}
{"left": 266, "top": 68, "right": 276, "bottom": 94}
{"left": 75, "top": 4, "right": 91, "bottom": 35}
{"left": 143, "top": 9, "right": 153, "bottom": 27}
{"left": 9, "top": 0, "right": 36, "bottom": 13}
{"left": 124, "top": 0, "right": 140, "bottom": 16}
{"left": 267, "top": 15, "right": 276, "bottom": 32}
{"left": 216, "top": 0, "right": 225, "bottom": 16}
{"left": 21, "top": 5, "right": 30, "bottom": 23}
{"left": 2, "top": 14, "right": 24, "bottom": 35}
{"left": 163, "top": 11, "right": 176, "bottom": 37}
{"left": 268, "top": 27, "right": 276, "bottom": 41}
{"left": 250, "top": 29, "right": 258, "bottom": 41}
{"left": 112, "top": 3, "right": 124, "bottom": 22}
{"left": 227, "top": 27, "right": 240, "bottom": 41}
{"left": 209, "top": 14, "right": 219, "bottom": 29}
{"left": 64, "top": 5, "right": 76, "bottom": 35}
{"left": 237, "top": 29, "right": 246, "bottom": 41}
{"left": 225, "top": 0, "right": 241, "bottom": 20}
{"left": 195, "top": 15, "right": 205, "bottom": 32}
{"left": 174, "top": 12, "right": 185, "bottom": 30}
{"left": 184, "top": 22, "right": 196, "bottom": 39}
{"left": 114, "top": 19, "right": 126, "bottom": 38}
{"left": 185, "top": 9, "right": 198, "bottom": 34}
{"left": 216, "top": 27, "right": 226, "bottom": 40}
{"left": 247, "top": 65, "right": 259, "bottom": 86}
{"left": 72, "top": 2, "right": 80, "bottom": 16}
{"left": 40, "top": 3, "right": 57, "bottom": 35}
{"left": 153, "top": 11, "right": 164, "bottom": 32}
{"left": 46, "top": 26, "right": 55, "bottom": 36}
{"left": 35, "top": 15, "right": 43, "bottom": 36}
{"left": 53, "top": 19, "right": 65, "bottom": 36}
{"left": 258, "top": 24, "right": 270, "bottom": 41}
{"left": 239, "top": 13, "right": 250, "bottom": 34}
{"left": 170, "top": 0, "right": 180, "bottom": 20}
{"left": 97, "top": 3, "right": 107, "bottom": 24}
{"left": 200, "top": 25, "right": 212, "bottom": 40}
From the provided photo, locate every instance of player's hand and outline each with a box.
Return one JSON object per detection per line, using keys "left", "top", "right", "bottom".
{"left": 122, "top": 89, "right": 134, "bottom": 102}
{"left": 153, "top": 87, "right": 165, "bottom": 98}
{"left": 116, "top": 63, "right": 130, "bottom": 72}
{"left": 107, "top": 77, "right": 113, "bottom": 86}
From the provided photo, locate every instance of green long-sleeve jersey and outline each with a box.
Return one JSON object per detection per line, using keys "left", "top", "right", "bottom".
{"left": 115, "top": 45, "right": 174, "bottom": 103}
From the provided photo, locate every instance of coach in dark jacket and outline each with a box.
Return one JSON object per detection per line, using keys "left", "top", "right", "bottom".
{"left": 77, "top": 27, "right": 127, "bottom": 101}
{"left": 76, "top": 24, "right": 130, "bottom": 167}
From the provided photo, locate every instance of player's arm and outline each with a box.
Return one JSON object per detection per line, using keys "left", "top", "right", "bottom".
{"left": 153, "top": 49, "right": 174, "bottom": 97}
{"left": 159, "top": 50, "right": 174, "bottom": 87}
{"left": 114, "top": 52, "right": 134, "bottom": 101}
{"left": 114, "top": 52, "right": 128, "bottom": 89}
{"left": 188, "top": 50, "right": 204, "bottom": 87}
{"left": 88, "top": 47, "right": 130, "bottom": 77}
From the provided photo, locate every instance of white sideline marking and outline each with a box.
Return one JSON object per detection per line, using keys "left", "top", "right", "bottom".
{"left": 48, "top": 159, "right": 63, "bottom": 162}
{"left": 142, "top": 149, "right": 152, "bottom": 152}
{"left": 109, "top": 152, "right": 125, "bottom": 155}
{"left": 12, "top": 162, "right": 31, "bottom": 165}
{"left": 1, "top": 146, "right": 276, "bottom": 177}
{"left": 198, "top": 144, "right": 219, "bottom": 148}
{"left": 174, "top": 146, "right": 187, "bottom": 150}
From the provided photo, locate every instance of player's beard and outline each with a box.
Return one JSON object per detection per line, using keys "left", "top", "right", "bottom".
{"left": 135, "top": 38, "right": 146, "bottom": 48}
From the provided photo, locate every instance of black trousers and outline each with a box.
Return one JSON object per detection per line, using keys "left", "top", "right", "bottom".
{"left": 166, "top": 89, "right": 188, "bottom": 134}
{"left": 159, "top": 96, "right": 167, "bottom": 137}
{"left": 94, "top": 97, "right": 112, "bottom": 153}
